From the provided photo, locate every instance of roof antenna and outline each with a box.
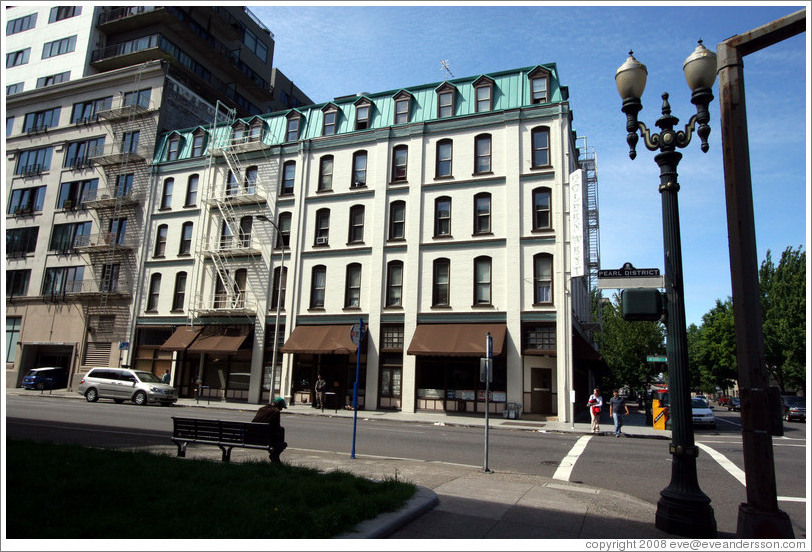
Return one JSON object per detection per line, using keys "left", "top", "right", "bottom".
{"left": 440, "top": 59, "right": 455, "bottom": 80}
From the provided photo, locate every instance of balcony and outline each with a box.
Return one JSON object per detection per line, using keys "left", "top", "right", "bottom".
{"left": 96, "top": 6, "right": 161, "bottom": 29}
{"left": 195, "top": 294, "right": 257, "bottom": 317}
{"left": 96, "top": 102, "right": 152, "bottom": 122}
{"left": 207, "top": 187, "right": 268, "bottom": 207}
{"left": 72, "top": 232, "right": 136, "bottom": 253}
{"left": 81, "top": 189, "right": 142, "bottom": 209}
{"left": 89, "top": 144, "right": 151, "bottom": 166}
{"left": 59, "top": 278, "right": 134, "bottom": 300}
{"left": 202, "top": 238, "right": 262, "bottom": 258}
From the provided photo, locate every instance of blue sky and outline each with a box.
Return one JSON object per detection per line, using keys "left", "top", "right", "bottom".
{"left": 253, "top": 2, "right": 809, "bottom": 327}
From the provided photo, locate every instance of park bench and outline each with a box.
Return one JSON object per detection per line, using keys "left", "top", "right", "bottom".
{"left": 171, "top": 416, "right": 286, "bottom": 463}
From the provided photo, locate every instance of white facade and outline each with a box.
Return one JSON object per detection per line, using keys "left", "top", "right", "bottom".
{"left": 141, "top": 65, "right": 601, "bottom": 420}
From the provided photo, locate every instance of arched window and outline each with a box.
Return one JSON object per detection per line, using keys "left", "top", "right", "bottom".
{"left": 179, "top": 222, "right": 193, "bottom": 255}
{"left": 233, "top": 268, "right": 247, "bottom": 308}
{"left": 147, "top": 273, "right": 161, "bottom": 311}
{"left": 344, "top": 263, "right": 362, "bottom": 308}
{"left": 436, "top": 139, "right": 453, "bottom": 178}
{"left": 531, "top": 126, "right": 550, "bottom": 168}
{"left": 314, "top": 208, "right": 330, "bottom": 246}
{"left": 172, "top": 272, "right": 187, "bottom": 311}
{"left": 185, "top": 174, "right": 198, "bottom": 206}
{"left": 245, "top": 165, "right": 258, "bottom": 193}
{"left": 318, "top": 155, "right": 333, "bottom": 191}
{"left": 532, "top": 187, "right": 552, "bottom": 230}
{"left": 348, "top": 205, "right": 364, "bottom": 243}
{"left": 474, "top": 192, "right": 491, "bottom": 235}
{"left": 386, "top": 260, "right": 403, "bottom": 307}
{"left": 434, "top": 196, "right": 451, "bottom": 237}
{"left": 533, "top": 253, "right": 553, "bottom": 304}
{"left": 154, "top": 224, "right": 168, "bottom": 257}
{"left": 239, "top": 216, "right": 253, "bottom": 247}
{"left": 281, "top": 161, "right": 295, "bottom": 195}
{"left": 160, "top": 178, "right": 173, "bottom": 209}
{"left": 166, "top": 134, "right": 181, "bottom": 160}
{"left": 474, "top": 256, "right": 492, "bottom": 305}
{"left": 310, "top": 265, "right": 326, "bottom": 308}
{"left": 474, "top": 134, "right": 492, "bottom": 174}
{"left": 276, "top": 212, "right": 291, "bottom": 249}
{"left": 389, "top": 200, "right": 405, "bottom": 240}
{"left": 391, "top": 145, "right": 407, "bottom": 182}
{"left": 432, "top": 258, "right": 450, "bottom": 306}
{"left": 271, "top": 266, "right": 287, "bottom": 310}
{"left": 352, "top": 150, "right": 367, "bottom": 188}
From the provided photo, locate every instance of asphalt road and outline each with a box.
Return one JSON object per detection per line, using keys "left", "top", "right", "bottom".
{"left": 5, "top": 394, "right": 807, "bottom": 537}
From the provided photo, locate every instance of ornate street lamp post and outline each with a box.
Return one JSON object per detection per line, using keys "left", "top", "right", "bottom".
{"left": 615, "top": 42, "right": 718, "bottom": 538}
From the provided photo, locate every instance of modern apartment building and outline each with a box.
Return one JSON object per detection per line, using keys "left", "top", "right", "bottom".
{"left": 4, "top": 6, "right": 311, "bottom": 390}
{"left": 139, "top": 65, "right": 603, "bottom": 421}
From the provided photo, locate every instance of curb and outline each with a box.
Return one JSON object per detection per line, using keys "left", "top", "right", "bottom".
{"left": 336, "top": 486, "right": 439, "bottom": 539}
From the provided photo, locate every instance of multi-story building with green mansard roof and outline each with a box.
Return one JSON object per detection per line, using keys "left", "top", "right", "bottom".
{"left": 134, "top": 64, "right": 604, "bottom": 421}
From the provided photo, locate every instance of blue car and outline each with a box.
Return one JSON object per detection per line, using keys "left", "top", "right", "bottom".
{"left": 21, "top": 367, "right": 68, "bottom": 390}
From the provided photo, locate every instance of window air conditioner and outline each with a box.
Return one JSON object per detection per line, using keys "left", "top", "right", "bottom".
{"left": 315, "top": 236, "right": 328, "bottom": 245}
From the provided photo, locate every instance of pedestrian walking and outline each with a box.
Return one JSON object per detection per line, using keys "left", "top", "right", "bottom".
{"left": 587, "top": 387, "right": 603, "bottom": 433}
{"left": 609, "top": 389, "right": 630, "bottom": 437}
{"left": 314, "top": 374, "right": 327, "bottom": 410}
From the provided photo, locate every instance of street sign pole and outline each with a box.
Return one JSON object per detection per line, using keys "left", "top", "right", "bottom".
{"left": 350, "top": 318, "right": 364, "bottom": 459}
{"left": 483, "top": 332, "right": 493, "bottom": 473}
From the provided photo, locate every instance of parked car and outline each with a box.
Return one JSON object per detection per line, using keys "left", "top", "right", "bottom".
{"left": 781, "top": 396, "right": 806, "bottom": 423}
{"left": 20, "top": 367, "right": 68, "bottom": 390}
{"left": 717, "top": 395, "right": 731, "bottom": 407}
{"left": 691, "top": 397, "right": 716, "bottom": 428}
{"left": 77, "top": 367, "right": 177, "bottom": 406}
{"left": 727, "top": 397, "right": 741, "bottom": 411}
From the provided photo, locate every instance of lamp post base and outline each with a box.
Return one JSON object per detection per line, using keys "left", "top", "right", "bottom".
{"left": 655, "top": 492, "right": 717, "bottom": 538}
{"left": 736, "top": 503, "right": 795, "bottom": 538}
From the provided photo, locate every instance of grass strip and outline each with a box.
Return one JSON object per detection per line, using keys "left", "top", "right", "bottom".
{"left": 6, "top": 439, "right": 415, "bottom": 539}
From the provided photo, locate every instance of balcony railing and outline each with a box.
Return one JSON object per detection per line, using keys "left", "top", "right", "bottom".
{"left": 97, "top": 6, "right": 157, "bottom": 26}
{"left": 58, "top": 278, "right": 134, "bottom": 297}
{"left": 89, "top": 144, "right": 151, "bottom": 166}
{"left": 72, "top": 232, "right": 136, "bottom": 251}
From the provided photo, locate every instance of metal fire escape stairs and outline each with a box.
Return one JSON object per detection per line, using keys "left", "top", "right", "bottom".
{"left": 189, "top": 100, "right": 276, "bottom": 328}
{"left": 577, "top": 136, "right": 601, "bottom": 335}
{"left": 83, "top": 63, "right": 154, "bottom": 340}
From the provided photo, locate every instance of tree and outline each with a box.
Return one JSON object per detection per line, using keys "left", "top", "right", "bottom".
{"left": 687, "top": 299, "right": 738, "bottom": 392}
{"left": 593, "top": 292, "right": 666, "bottom": 391}
{"left": 759, "top": 246, "right": 806, "bottom": 393}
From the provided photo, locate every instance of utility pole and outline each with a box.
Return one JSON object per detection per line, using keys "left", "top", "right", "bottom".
{"left": 716, "top": 9, "right": 804, "bottom": 538}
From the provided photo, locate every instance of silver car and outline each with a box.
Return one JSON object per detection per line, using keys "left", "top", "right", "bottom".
{"left": 77, "top": 367, "right": 177, "bottom": 406}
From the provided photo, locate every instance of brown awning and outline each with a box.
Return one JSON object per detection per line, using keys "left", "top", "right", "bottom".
{"left": 187, "top": 333, "right": 248, "bottom": 354}
{"left": 280, "top": 325, "right": 358, "bottom": 355}
{"left": 160, "top": 327, "right": 202, "bottom": 351}
{"left": 407, "top": 323, "right": 507, "bottom": 357}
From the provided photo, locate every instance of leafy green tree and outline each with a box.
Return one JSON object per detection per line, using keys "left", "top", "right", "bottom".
{"left": 593, "top": 292, "right": 666, "bottom": 391}
{"left": 759, "top": 246, "right": 806, "bottom": 393}
{"left": 687, "top": 299, "right": 738, "bottom": 392}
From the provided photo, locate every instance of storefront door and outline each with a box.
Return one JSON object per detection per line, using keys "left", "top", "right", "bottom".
{"left": 531, "top": 368, "right": 553, "bottom": 414}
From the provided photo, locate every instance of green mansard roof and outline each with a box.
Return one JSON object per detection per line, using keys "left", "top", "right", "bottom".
{"left": 155, "top": 63, "right": 568, "bottom": 162}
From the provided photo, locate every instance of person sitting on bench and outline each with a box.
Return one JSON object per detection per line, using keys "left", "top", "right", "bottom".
{"left": 252, "top": 397, "right": 287, "bottom": 462}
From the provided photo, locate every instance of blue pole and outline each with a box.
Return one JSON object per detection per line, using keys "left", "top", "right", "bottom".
{"left": 351, "top": 318, "right": 364, "bottom": 459}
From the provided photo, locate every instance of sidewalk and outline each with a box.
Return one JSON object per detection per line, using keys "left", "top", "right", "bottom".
{"left": 9, "top": 388, "right": 682, "bottom": 539}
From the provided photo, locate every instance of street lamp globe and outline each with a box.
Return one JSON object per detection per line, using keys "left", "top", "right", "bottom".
{"left": 683, "top": 40, "right": 718, "bottom": 92}
{"left": 615, "top": 51, "right": 648, "bottom": 100}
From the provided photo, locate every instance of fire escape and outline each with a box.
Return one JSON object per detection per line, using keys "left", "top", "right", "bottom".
{"left": 188, "top": 101, "right": 279, "bottom": 331}
{"left": 76, "top": 64, "right": 155, "bottom": 346}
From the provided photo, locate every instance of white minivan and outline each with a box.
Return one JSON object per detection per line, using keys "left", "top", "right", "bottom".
{"left": 77, "top": 367, "right": 177, "bottom": 406}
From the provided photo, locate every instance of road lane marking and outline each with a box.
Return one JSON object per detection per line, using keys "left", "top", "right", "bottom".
{"left": 697, "top": 442, "right": 747, "bottom": 485}
{"left": 553, "top": 435, "right": 592, "bottom": 482}
{"left": 697, "top": 442, "right": 806, "bottom": 503}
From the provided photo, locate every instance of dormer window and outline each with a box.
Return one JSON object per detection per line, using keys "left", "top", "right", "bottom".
{"left": 231, "top": 123, "right": 246, "bottom": 143}
{"left": 191, "top": 129, "right": 206, "bottom": 157}
{"left": 528, "top": 67, "right": 550, "bottom": 104}
{"left": 322, "top": 104, "right": 338, "bottom": 136}
{"left": 473, "top": 76, "right": 494, "bottom": 113}
{"left": 166, "top": 134, "right": 181, "bottom": 161}
{"left": 285, "top": 112, "right": 302, "bottom": 142}
{"left": 393, "top": 90, "right": 413, "bottom": 124}
{"left": 247, "top": 119, "right": 263, "bottom": 142}
{"left": 355, "top": 98, "right": 371, "bottom": 130}
{"left": 436, "top": 82, "right": 457, "bottom": 118}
